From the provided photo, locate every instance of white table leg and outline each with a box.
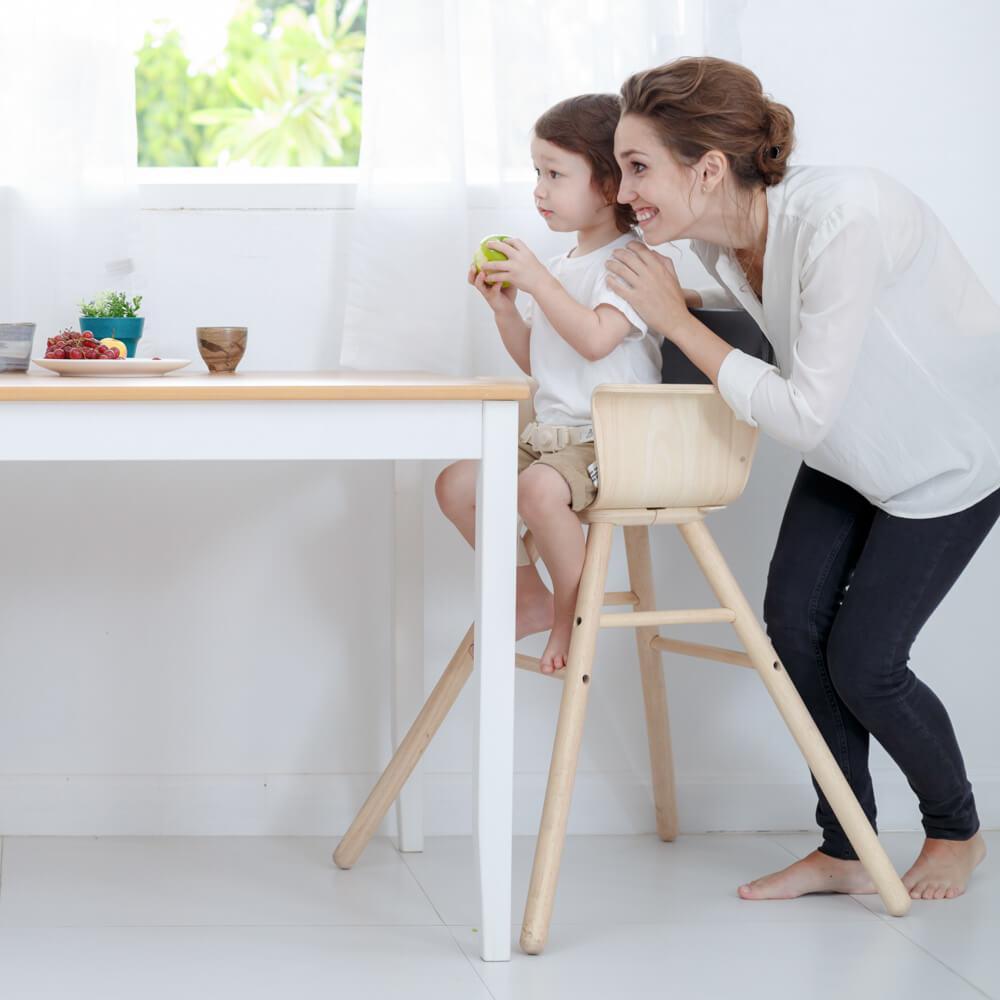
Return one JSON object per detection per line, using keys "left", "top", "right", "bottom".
{"left": 392, "top": 460, "right": 424, "bottom": 852}
{"left": 473, "top": 400, "right": 518, "bottom": 962}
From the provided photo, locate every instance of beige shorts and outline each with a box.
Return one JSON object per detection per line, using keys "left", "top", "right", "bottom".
{"left": 517, "top": 433, "right": 597, "bottom": 513}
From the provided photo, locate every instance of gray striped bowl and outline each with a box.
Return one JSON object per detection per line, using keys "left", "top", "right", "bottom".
{"left": 0, "top": 323, "right": 36, "bottom": 372}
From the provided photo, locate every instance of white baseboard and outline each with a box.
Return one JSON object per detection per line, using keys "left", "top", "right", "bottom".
{"left": 1, "top": 770, "right": 997, "bottom": 837}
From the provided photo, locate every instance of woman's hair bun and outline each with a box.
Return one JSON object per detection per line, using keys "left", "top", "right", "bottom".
{"left": 755, "top": 100, "right": 795, "bottom": 186}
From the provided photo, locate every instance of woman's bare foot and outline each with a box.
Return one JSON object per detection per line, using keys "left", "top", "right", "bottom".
{"left": 737, "top": 849, "right": 877, "bottom": 900}
{"left": 539, "top": 617, "right": 573, "bottom": 674}
{"left": 902, "top": 833, "right": 987, "bottom": 900}
{"left": 516, "top": 564, "right": 554, "bottom": 641}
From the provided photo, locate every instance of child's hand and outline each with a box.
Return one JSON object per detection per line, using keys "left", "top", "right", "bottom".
{"left": 468, "top": 265, "right": 517, "bottom": 312}
{"left": 478, "top": 238, "right": 551, "bottom": 296}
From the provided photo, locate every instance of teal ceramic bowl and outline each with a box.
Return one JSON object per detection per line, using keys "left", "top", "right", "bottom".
{"left": 79, "top": 316, "right": 145, "bottom": 358}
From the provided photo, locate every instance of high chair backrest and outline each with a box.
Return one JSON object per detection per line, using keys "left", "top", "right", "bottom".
{"left": 590, "top": 385, "right": 758, "bottom": 511}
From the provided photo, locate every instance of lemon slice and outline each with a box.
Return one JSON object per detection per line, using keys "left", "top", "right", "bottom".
{"left": 99, "top": 337, "right": 127, "bottom": 358}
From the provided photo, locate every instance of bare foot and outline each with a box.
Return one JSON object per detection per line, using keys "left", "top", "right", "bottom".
{"left": 902, "top": 833, "right": 987, "bottom": 900}
{"left": 516, "top": 564, "right": 554, "bottom": 641}
{"left": 539, "top": 617, "right": 572, "bottom": 674}
{"left": 737, "top": 849, "right": 877, "bottom": 900}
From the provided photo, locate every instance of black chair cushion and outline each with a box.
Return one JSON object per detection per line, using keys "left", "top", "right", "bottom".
{"left": 659, "top": 307, "right": 775, "bottom": 384}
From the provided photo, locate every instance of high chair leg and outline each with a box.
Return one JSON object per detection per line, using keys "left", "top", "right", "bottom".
{"left": 520, "top": 521, "right": 614, "bottom": 955}
{"left": 333, "top": 625, "right": 475, "bottom": 870}
{"left": 623, "top": 525, "right": 679, "bottom": 842}
{"left": 677, "top": 520, "right": 912, "bottom": 918}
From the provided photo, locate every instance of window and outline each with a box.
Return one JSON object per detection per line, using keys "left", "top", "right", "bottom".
{"left": 135, "top": 0, "right": 365, "bottom": 205}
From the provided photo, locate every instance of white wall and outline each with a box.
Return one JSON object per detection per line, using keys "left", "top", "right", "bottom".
{"left": 1, "top": 0, "right": 998, "bottom": 837}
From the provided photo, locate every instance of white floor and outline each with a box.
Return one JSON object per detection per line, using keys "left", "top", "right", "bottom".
{"left": 0, "top": 830, "right": 995, "bottom": 999}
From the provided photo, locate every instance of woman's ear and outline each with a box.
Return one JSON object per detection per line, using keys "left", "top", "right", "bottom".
{"left": 699, "top": 150, "right": 728, "bottom": 193}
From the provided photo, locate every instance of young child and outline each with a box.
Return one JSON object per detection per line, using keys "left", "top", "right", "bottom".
{"left": 435, "top": 94, "right": 662, "bottom": 673}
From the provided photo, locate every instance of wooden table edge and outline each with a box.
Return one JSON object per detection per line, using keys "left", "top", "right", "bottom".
{"left": 0, "top": 376, "right": 532, "bottom": 403}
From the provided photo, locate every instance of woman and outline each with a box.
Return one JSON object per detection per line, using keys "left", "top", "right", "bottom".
{"left": 606, "top": 56, "right": 999, "bottom": 902}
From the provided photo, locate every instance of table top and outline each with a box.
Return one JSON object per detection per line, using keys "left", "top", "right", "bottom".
{"left": 0, "top": 370, "right": 532, "bottom": 402}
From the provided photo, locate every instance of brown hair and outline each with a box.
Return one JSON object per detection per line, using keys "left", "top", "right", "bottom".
{"left": 534, "top": 94, "right": 636, "bottom": 234}
{"left": 620, "top": 57, "right": 795, "bottom": 192}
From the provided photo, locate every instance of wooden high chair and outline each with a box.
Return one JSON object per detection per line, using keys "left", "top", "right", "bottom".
{"left": 333, "top": 382, "right": 912, "bottom": 954}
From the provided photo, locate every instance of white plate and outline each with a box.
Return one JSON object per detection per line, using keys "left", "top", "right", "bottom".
{"left": 32, "top": 358, "right": 192, "bottom": 378}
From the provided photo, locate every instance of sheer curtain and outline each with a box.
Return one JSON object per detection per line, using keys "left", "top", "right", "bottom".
{"left": 339, "top": 0, "right": 747, "bottom": 375}
{"left": 0, "top": 1, "right": 140, "bottom": 339}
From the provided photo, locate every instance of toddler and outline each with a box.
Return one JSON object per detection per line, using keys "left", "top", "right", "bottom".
{"left": 436, "top": 94, "right": 662, "bottom": 672}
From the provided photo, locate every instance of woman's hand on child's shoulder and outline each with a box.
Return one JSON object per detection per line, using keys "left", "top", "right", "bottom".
{"left": 468, "top": 265, "right": 518, "bottom": 313}
{"left": 606, "top": 240, "right": 690, "bottom": 337}
{"left": 479, "top": 238, "right": 551, "bottom": 297}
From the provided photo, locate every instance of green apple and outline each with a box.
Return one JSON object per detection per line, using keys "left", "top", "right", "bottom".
{"left": 472, "top": 234, "right": 512, "bottom": 288}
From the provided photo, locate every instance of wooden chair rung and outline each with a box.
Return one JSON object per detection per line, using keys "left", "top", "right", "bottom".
{"left": 650, "top": 635, "right": 753, "bottom": 668}
{"left": 603, "top": 590, "right": 639, "bottom": 606}
{"left": 516, "top": 654, "right": 563, "bottom": 679}
{"left": 600, "top": 608, "right": 736, "bottom": 628}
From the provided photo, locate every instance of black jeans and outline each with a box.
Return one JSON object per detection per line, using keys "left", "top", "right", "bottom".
{"left": 763, "top": 463, "right": 1000, "bottom": 860}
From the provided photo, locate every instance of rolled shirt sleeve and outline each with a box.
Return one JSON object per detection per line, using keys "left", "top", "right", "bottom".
{"left": 595, "top": 277, "right": 648, "bottom": 340}
{"left": 718, "top": 207, "right": 887, "bottom": 452}
{"left": 717, "top": 349, "right": 779, "bottom": 427}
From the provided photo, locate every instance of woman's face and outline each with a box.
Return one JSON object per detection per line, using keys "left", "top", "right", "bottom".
{"left": 614, "top": 113, "right": 701, "bottom": 243}
{"left": 530, "top": 136, "right": 608, "bottom": 233}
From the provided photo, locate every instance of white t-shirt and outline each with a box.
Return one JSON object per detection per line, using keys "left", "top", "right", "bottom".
{"left": 694, "top": 164, "right": 1000, "bottom": 518}
{"left": 521, "top": 231, "right": 663, "bottom": 427}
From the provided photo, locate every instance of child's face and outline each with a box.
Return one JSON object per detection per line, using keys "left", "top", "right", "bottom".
{"left": 614, "top": 113, "right": 701, "bottom": 244}
{"left": 530, "top": 136, "right": 610, "bottom": 234}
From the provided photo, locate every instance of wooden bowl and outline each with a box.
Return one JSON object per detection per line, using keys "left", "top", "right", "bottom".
{"left": 196, "top": 326, "right": 247, "bottom": 374}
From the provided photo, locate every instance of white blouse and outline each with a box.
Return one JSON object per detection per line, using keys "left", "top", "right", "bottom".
{"left": 693, "top": 164, "right": 1000, "bottom": 518}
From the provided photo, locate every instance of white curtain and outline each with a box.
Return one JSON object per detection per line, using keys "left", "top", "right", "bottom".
{"left": 339, "top": 0, "right": 747, "bottom": 375}
{"left": 0, "top": 1, "right": 140, "bottom": 339}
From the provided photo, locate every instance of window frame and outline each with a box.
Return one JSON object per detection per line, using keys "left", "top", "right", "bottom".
{"left": 136, "top": 166, "right": 360, "bottom": 210}
{"left": 136, "top": 167, "right": 539, "bottom": 211}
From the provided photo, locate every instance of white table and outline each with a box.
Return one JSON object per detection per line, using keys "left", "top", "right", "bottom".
{"left": 0, "top": 369, "right": 529, "bottom": 962}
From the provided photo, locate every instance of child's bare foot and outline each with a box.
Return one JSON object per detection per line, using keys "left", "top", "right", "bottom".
{"left": 539, "top": 617, "right": 573, "bottom": 674}
{"left": 902, "top": 833, "right": 987, "bottom": 899}
{"left": 737, "top": 849, "right": 877, "bottom": 900}
{"left": 516, "top": 564, "right": 554, "bottom": 641}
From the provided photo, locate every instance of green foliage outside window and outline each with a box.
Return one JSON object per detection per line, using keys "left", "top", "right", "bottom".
{"left": 135, "top": 0, "right": 365, "bottom": 167}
